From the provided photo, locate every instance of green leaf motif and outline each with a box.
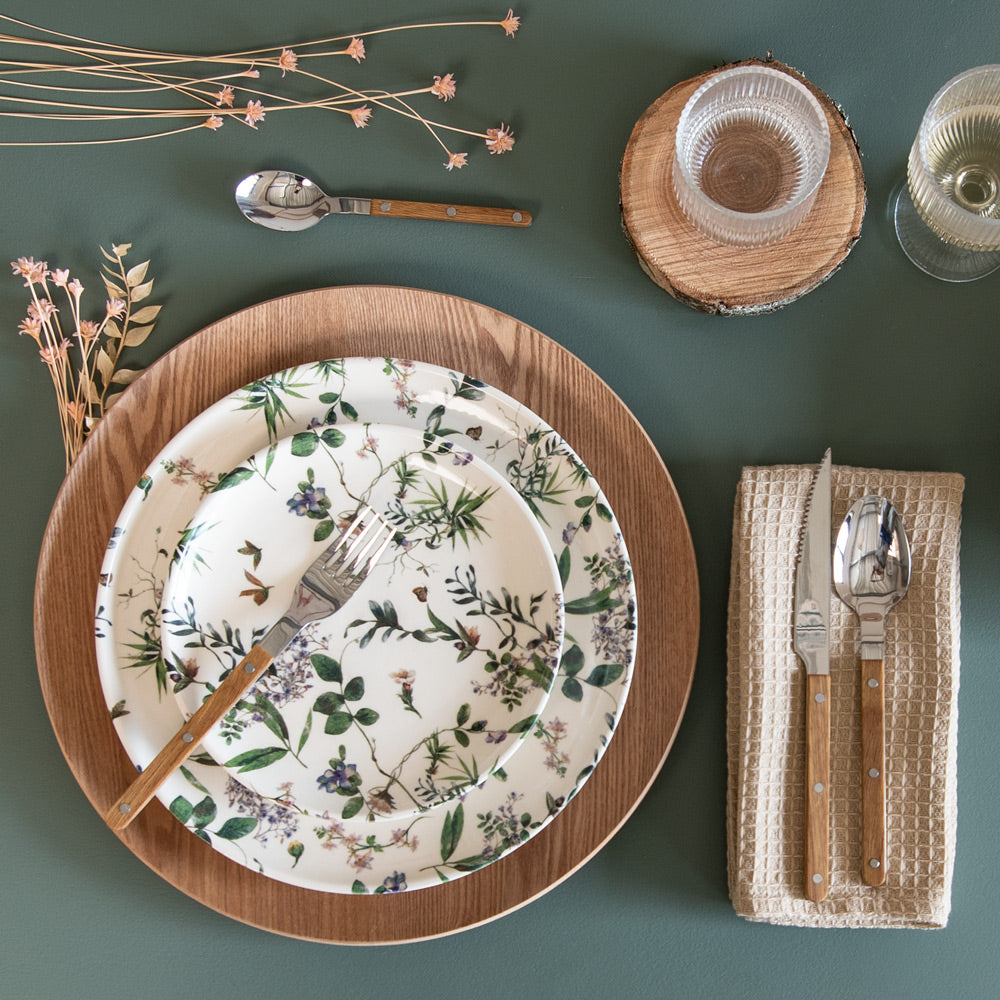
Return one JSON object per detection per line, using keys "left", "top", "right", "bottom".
{"left": 343, "top": 676, "right": 365, "bottom": 702}
{"left": 169, "top": 796, "right": 194, "bottom": 823}
{"left": 223, "top": 746, "right": 288, "bottom": 773}
{"left": 560, "top": 644, "right": 585, "bottom": 677}
{"left": 351, "top": 879, "right": 368, "bottom": 894}
{"left": 563, "top": 584, "right": 623, "bottom": 616}
{"left": 215, "top": 817, "right": 258, "bottom": 840}
{"left": 508, "top": 714, "right": 538, "bottom": 735}
{"left": 440, "top": 803, "right": 464, "bottom": 862}
{"left": 585, "top": 663, "right": 624, "bottom": 688}
{"left": 254, "top": 692, "right": 289, "bottom": 741}
{"left": 213, "top": 467, "right": 254, "bottom": 491}
{"left": 342, "top": 796, "right": 364, "bottom": 820}
{"left": 312, "top": 653, "right": 343, "bottom": 683}
{"left": 324, "top": 711, "right": 353, "bottom": 735}
{"left": 313, "top": 691, "right": 345, "bottom": 714}
{"left": 353, "top": 707, "right": 379, "bottom": 727}
{"left": 561, "top": 676, "right": 584, "bottom": 703}
{"left": 321, "top": 427, "right": 345, "bottom": 448}
{"left": 313, "top": 519, "right": 335, "bottom": 542}
{"left": 557, "top": 546, "right": 571, "bottom": 587}
{"left": 191, "top": 796, "right": 217, "bottom": 829}
{"left": 290, "top": 431, "right": 319, "bottom": 456}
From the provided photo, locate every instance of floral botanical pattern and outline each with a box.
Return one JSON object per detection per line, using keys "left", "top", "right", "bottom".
{"left": 96, "top": 358, "right": 636, "bottom": 893}
{"left": 160, "top": 423, "right": 564, "bottom": 821}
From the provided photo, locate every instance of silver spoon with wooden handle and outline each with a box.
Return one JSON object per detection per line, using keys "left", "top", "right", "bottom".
{"left": 834, "top": 495, "right": 912, "bottom": 884}
{"left": 235, "top": 169, "right": 532, "bottom": 231}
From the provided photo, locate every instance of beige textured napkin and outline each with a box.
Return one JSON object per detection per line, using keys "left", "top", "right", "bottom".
{"left": 727, "top": 462, "right": 964, "bottom": 928}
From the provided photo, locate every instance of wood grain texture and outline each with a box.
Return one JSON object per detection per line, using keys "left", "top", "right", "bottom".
{"left": 34, "top": 286, "right": 699, "bottom": 944}
{"left": 861, "top": 658, "right": 887, "bottom": 886}
{"left": 805, "top": 672, "right": 831, "bottom": 902}
{"left": 371, "top": 199, "right": 531, "bottom": 227}
{"left": 620, "top": 59, "right": 866, "bottom": 315}
{"left": 104, "top": 644, "right": 275, "bottom": 832}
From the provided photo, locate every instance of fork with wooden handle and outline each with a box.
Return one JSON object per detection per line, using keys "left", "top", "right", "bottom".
{"left": 104, "top": 508, "right": 393, "bottom": 832}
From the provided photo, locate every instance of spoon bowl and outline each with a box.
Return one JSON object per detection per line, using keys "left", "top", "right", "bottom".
{"left": 834, "top": 494, "right": 911, "bottom": 885}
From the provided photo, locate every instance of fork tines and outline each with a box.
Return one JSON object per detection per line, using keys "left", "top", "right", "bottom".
{"left": 332, "top": 506, "right": 394, "bottom": 573}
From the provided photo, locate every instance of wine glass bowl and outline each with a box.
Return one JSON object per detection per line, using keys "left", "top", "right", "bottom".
{"left": 672, "top": 65, "right": 831, "bottom": 247}
{"left": 893, "top": 65, "right": 1000, "bottom": 281}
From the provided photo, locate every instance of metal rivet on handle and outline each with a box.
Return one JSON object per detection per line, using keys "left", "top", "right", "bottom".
{"left": 380, "top": 202, "right": 392, "bottom": 212}
{"left": 512, "top": 211, "right": 523, "bottom": 222}
{"left": 868, "top": 677, "right": 880, "bottom": 688}
{"left": 446, "top": 206, "right": 457, "bottom": 217}
{"left": 813, "top": 782, "right": 825, "bottom": 794}
{"left": 118, "top": 803, "right": 131, "bottom": 815}
{"left": 814, "top": 692, "right": 826, "bottom": 703}
{"left": 868, "top": 767, "right": 880, "bottom": 778}
{"left": 182, "top": 732, "right": 194, "bottom": 744}
{"left": 812, "top": 873, "right": 824, "bottom": 885}
{"left": 869, "top": 858, "right": 881, "bottom": 869}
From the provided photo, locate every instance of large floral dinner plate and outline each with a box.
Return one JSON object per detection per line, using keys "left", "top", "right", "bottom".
{"left": 161, "top": 422, "right": 564, "bottom": 821}
{"left": 96, "top": 358, "right": 636, "bottom": 894}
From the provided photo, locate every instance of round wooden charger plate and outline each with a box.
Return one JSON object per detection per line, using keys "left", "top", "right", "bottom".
{"left": 621, "top": 59, "right": 866, "bottom": 314}
{"left": 34, "top": 286, "right": 699, "bottom": 944}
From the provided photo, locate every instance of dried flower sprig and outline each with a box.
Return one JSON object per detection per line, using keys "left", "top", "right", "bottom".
{"left": 12, "top": 244, "right": 160, "bottom": 470}
{"left": 0, "top": 10, "right": 521, "bottom": 168}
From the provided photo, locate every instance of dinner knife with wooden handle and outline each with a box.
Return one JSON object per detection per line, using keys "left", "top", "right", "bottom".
{"left": 793, "top": 450, "right": 832, "bottom": 902}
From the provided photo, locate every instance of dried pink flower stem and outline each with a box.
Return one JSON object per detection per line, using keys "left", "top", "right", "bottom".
{"left": 11, "top": 245, "right": 160, "bottom": 469}
{"left": 0, "top": 11, "right": 520, "bottom": 165}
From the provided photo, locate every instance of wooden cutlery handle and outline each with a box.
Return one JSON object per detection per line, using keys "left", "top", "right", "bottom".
{"left": 104, "top": 645, "right": 274, "bottom": 832}
{"left": 861, "top": 657, "right": 887, "bottom": 885}
{"left": 371, "top": 198, "right": 532, "bottom": 227}
{"left": 805, "top": 673, "right": 831, "bottom": 901}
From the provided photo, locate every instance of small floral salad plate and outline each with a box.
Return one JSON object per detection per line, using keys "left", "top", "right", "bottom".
{"left": 96, "top": 358, "right": 636, "bottom": 894}
{"left": 161, "top": 422, "right": 565, "bottom": 822}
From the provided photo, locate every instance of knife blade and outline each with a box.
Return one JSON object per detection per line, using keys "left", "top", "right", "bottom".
{"left": 793, "top": 449, "right": 832, "bottom": 902}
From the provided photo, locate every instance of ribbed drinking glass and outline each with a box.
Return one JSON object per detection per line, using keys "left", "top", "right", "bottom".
{"left": 892, "top": 65, "right": 1000, "bottom": 281}
{"left": 672, "top": 65, "right": 830, "bottom": 247}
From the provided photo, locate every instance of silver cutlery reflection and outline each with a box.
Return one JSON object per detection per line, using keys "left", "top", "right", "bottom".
{"left": 105, "top": 507, "right": 393, "bottom": 832}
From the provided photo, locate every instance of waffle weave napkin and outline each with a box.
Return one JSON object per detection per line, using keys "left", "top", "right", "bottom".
{"left": 726, "top": 461, "right": 964, "bottom": 928}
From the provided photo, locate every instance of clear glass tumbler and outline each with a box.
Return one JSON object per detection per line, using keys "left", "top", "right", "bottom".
{"left": 672, "top": 65, "right": 831, "bottom": 247}
{"left": 892, "top": 65, "right": 1000, "bottom": 281}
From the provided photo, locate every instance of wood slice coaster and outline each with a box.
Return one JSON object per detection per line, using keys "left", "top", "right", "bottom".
{"left": 34, "top": 286, "right": 699, "bottom": 943}
{"left": 620, "top": 59, "right": 866, "bottom": 315}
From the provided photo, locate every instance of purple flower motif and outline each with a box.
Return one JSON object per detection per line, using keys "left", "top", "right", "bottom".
{"left": 287, "top": 484, "right": 328, "bottom": 516}
{"left": 486, "top": 730, "right": 508, "bottom": 745}
{"left": 317, "top": 760, "right": 358, "bottom": 793}
{"left": 562, "top": 522, "right": 578, "bottom": 545}
{"left": 382, "top": 870, "right": 407, "bottom": 892}
{"left": 452, "top": 450, "right": 474, "bottom": 466}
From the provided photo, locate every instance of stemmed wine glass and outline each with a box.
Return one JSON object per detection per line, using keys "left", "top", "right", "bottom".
{"left": 892, "top": 65, "right": 1000, "bottom": 281}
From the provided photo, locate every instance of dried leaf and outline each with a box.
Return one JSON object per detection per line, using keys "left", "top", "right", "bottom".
{"left": 95, "top": 346, "right": 114, "bottom": 383}
{"left": 129, "top": 304, "right": 161, "bottom": 324}
{"left": 104, "top": 390, "right": 123, "bottom": 409}
{"left": 104, "top": 319, "right": 122, "bottom": 340}
{"left": 129, "top": 278, "right": 154, "bottom": 303}
{"left": 103, "top": 273, "right": 125, "bottom": 299}
{"left": 123, "top": 323, "right": 155, "bottom": 347}
{"left": 112, "top": 243, "right": 131, "bottom": 258}
{"left": 112, "top": 366, "right": 144, "bottom": 385}
{"left": 100, "top": 246, "right": 120, "bottom": 264}
{"left": 126, "top": 260, "right": 149, "bottom": 287}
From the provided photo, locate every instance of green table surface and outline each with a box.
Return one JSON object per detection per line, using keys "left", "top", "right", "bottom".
{"left": 2, "top": 1, "right": 998, "bottom": 996}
